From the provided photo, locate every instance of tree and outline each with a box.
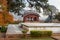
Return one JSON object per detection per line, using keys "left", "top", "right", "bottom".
{"left": 27, "top": 0, "right": 48, "bottom": 13}
{"left": 0, "top": 9, "right": 14, "bottom": 26}
{"left": 7, "top": 0, "right": 25, "bottom": 15}
{"left": 0, "top": 0, "right": 14, "bottom": 26}
{"left": 55, "top": 12, "right": 60, "bottom": 21}
{"left": 27, "top": 0, "right": 55, "bottom": 22}
{"left": 0, "top": 0, "right": 14, "bottom": 38}
{"left": 45, "top": 5, "right": 53, "bottom": 22}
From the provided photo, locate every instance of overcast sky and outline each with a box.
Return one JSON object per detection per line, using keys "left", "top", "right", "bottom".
{"left": 48, "top": 0, "right": 60, "bottom": 11}
{"left": 24, "top": 0, "right": 60, "bottom": 11}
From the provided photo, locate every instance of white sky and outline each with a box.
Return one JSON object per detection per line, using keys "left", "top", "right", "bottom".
{"left": 24, "top": 0, "right": 60, "bottom": 11}
{"left": 48, "top": 0, "right": 60, "bottom": 11}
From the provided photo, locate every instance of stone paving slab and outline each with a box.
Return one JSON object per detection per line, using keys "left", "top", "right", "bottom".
{"left": 52, "top": 36, "right": 60, "bottom": 40}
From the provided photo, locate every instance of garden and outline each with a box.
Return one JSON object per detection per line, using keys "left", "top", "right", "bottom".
{"left": 7, "top": 30, "right": 54, "bottom": 40}
{"left": 0, "top": 25, "right": 58, "bottom": 40}
{"left": 19, "top": 30, "right": 54, "bottom": 40}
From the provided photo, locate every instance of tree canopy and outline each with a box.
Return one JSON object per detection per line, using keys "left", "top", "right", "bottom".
{"left": 27, "top": 0, "right": 49, "bottom": 12}
{"left": 7, "top": 0, "right": 25, "bottom": 15}
{"left": 0, "top": 0, "right": 14, "bottom": 26}
{"left": 55, "top": 12, "right": 60, "bottom": 21}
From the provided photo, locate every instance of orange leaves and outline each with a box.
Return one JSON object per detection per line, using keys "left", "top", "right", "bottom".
{"left": 0, "top": 12, "right": 14, "bottom": 26}
{"left": 0, "top": 13, "right": 5, "bottom": 26}
{"left": 0, "top": 0, "right": 14, "bottom": 26}
{"left": 5, "top": 13, "right": 14, "bottom": 23}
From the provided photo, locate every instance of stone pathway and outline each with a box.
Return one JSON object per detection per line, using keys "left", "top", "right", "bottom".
{"left": 52, "top": 33, "right": 60, "bottom": 40}
{"left": 6, "top": 24, "right": 23, "bottom": 34}
{"left": 52, "top": 36, "right": 60, "bottom": 40}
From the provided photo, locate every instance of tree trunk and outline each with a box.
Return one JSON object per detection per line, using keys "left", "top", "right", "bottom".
{"left": 49, "top": 11, "right": 52, "bottom": 23}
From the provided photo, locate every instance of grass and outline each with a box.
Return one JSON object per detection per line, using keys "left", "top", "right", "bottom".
{"left": 17, "top": 37, "right": 54, "bottom": 40}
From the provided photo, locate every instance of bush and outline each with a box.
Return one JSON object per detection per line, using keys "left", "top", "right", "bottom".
{"left": 22, "top": 30, "right": 28, "bottom": 38}
{"left": 30, "top": 30, "right": 41, "bottom": 37}
{"left": 1, "top": 26, "right": 7, "bottom": 33}
{"left": 22, "top": 30, "right": 28, "bottom": 34}
{"left": 30, "top": 30, "right": 52, "bottom": 37}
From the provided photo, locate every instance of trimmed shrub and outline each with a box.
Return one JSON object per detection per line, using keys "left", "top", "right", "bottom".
{"left": 22, "top": 30, "right": 28, "bottom": 34}
{"left": 30, "top": 30, "right": 41, "bottom": 37}
{"left": 30, "top": 30, "right": 52, "bottom": 37}
{"left": 22, "top": 30, "right": 28, "bottom": 38}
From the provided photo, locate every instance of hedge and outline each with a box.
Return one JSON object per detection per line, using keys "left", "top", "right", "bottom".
{"left": 30, "top": 30, "right": 52, "bottom": 37}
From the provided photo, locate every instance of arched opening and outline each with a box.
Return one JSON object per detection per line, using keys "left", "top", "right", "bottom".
{"left": 34, "top": 17, "right": 37, "bottom": 21}
{"left": 23, "top": 14, "right": 39, "bottom": 22}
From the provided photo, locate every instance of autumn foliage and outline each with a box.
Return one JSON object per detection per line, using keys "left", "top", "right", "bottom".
{"left": 0, "top": 0, "right": 14, "bottom": 26}
{"left": 0, "top": 12, "right": 14, "bottom": 26}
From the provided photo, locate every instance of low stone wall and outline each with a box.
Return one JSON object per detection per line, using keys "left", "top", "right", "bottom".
{"left": 0, "top": 34, "right": 60, "bottom": 40}
{"left": 0, "top": 33, "right": 59, "bottom": 39}
{"left": 0, "top": 38, "right": 19, "bottom": 40}
{"left": 0, "top": 38, "right": 4, "bottom": 40}
{"left": 6, "top": 34, "right": 60, "bottom": 38}
{"left": 5, "top": 38, "right": 19, "bottom": 40}
{"left": 6, "top": 34, "right": 22, "bottom": 38}
{"left": 6, "top": 34, "right": 30, "bottom": 38}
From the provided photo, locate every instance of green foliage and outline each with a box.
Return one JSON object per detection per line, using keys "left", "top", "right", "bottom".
{"left": 27, "top": 0, "right": 48, "bottom": 13}
{"left": 29, "top": 0, "right": 48, "bottom": 2}
{"left": 30, "top": 30, "right": 52, "bottom": 37}
{"left": 1, "top": 26, "right": 7, "bottom": 33}
{"left": 55, "top": 12, "right": 60, "bottom": 21}
{"left": 22, "top": 30, "right": 28, "bottom": 34}
{"left": 7, "top": 0, "right": 25, "bottom": 15}
{"left": 39, "top": 0, "right": 48, "bottom": 2}
{"left": 22, "top": 30, "right": 28, "bottom": 38}
{"left": 30, "top": 30, "right": 41, "bottom": 37}
{"left": 12, "top": 21, "right": 20, "bottom": 24}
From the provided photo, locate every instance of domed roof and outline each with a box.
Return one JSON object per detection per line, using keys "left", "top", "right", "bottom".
{"left": 23, "top": 11, "right": 40, "bottom": 17}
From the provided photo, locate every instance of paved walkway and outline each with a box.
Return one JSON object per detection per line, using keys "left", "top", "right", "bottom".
{"left": 52, "top": 36, "right": 60, "bottom": 40}
{"left": 53, "top": 36, "right": 60, "bottom": 40}
{"left": 6, "top": 24, "right": 23, "bottom": 34}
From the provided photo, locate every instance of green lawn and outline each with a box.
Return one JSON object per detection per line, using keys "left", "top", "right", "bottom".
{"left": 18, "top": 38, "right": 54, "bottom": 40}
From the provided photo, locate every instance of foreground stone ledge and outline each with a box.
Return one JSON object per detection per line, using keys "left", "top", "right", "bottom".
{"left": 0, "top": 38, "right": 4, "bottom": 40}
{"left": 6, "top": 34, "right": 30, "bottom": 38}
{"left": 5, "top": 33, "right": 60, "bottom": 38}
{"left": 6, "top": 34, "right": 22, "bottom": 38}
{"left": 0, "top": 38, "right": 20, "bottom": 40}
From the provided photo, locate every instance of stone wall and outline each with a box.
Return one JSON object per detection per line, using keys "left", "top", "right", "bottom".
{"left": 6, "top": 34, "right": 22, "bottom": 38}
